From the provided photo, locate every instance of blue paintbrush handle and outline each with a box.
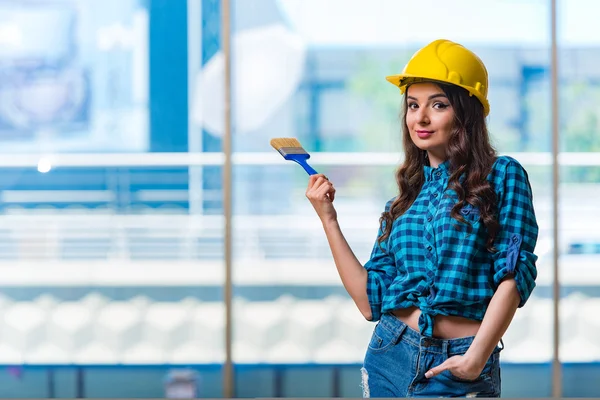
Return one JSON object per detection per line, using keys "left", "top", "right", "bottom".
{"left": 288, "top": 154, "right": 318, "bottom": 175}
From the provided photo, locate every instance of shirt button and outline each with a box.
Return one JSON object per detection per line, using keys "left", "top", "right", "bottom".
{"left": 435, "top": 171, "right": 442, "bottom": 177}
{"left": 427, "top": 245, "right": 433, "bottom": 252}
{"left": 433, "top": 193, "right": 438, "bottom": 198}
{"left": 427, "top": 216, "right": 432, "bottom": 222}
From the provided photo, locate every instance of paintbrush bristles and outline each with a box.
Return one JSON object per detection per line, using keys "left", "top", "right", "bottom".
{"left": 270, "top": 137, "right": 303, "bottom": 151}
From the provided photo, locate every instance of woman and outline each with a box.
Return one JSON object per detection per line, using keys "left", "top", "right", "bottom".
{"left": 305, "top": 39, "right": 538, "bottom": 397}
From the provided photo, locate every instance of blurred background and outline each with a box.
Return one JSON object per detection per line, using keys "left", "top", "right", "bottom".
{"left": 0, "top": 0, "right": 597, "bottom": 397}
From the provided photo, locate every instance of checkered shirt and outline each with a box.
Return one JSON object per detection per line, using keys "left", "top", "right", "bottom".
{"left": 365, "top": 156, "right": 539, "bottom": 337}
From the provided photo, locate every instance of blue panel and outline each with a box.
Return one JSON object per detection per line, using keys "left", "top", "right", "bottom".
{"left": 235, "top": 368, "right": 276, "bottom": 398}
{"left": 0, "top": 363, "right": 599, "bottom": 397}
{"left": 563, "top": 363, "right": 600, "bottom": 397}
{"left": 149, "top": 0, "right": 188, "bottom": 152}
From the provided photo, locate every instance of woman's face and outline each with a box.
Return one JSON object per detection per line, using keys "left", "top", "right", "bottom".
{"left": 405, "top": 82, "right": 456, "bottom": 167}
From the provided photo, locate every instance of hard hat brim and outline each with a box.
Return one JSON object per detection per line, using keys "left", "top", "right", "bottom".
{"left": 386, "top": 73, "right": 455, "bottom": 93}
{"left": 385, "top": 74, "right": 404, "bottom": 87}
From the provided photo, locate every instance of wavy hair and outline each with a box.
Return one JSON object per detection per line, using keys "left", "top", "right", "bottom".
{"left": 378, "top": 82, "right": 499, "bottom": 252}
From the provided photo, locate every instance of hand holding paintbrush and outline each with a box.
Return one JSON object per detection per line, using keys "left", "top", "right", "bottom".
{"left": 270, "top": 137, "right": 337, "bottom": 223}
{"left": 270, "top": 138, "right": 371, "bottom": 322}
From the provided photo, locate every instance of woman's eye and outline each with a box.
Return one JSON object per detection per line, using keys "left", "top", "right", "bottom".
{"left": 433, "top": 102, "right": 449, "bottom": 109}
{"left": 408, "top": 103, "right": 418, "bottom": 109}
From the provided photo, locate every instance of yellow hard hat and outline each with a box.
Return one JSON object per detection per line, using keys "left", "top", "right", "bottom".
{"left": 386, "top": 39, "right": 490, "bottom": 116}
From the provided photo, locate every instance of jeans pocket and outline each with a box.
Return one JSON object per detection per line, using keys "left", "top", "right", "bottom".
{"left": 367, "top": 321, "right": 400, "bottom": 352}
{"left": 445, "top": 370, "right": 492, "bottom": 384}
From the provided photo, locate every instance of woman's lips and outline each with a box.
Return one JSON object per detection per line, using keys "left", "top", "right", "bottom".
{"left": 416, "top": 130, "right": 434, "bottom": 139}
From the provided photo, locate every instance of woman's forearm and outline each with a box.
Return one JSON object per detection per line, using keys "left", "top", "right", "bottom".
{"left": 465, "top": 276, "right": 520, "bottom": 368}
{"left": 322, "top": 219, "right": 372, "bottom": 320}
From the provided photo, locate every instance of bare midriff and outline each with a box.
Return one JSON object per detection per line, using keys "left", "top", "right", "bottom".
{"left": 391, "top": 306, "right": 481, "bottom": 339}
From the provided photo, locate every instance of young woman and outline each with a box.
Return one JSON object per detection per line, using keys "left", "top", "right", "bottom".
{"left": 305, "top": 39, "right": 538, "bottom": 397}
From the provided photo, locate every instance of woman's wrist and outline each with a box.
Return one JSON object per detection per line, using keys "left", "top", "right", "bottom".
{"left": 322, "top": 217, "right": 339, "bottom": 230}
{"left": 463, "top": 346, "right": 490, "bottom": 372}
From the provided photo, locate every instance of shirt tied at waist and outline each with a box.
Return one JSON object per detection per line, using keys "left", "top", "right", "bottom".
{"left": 418, "top": 307, "right": 437, "bottom": 337}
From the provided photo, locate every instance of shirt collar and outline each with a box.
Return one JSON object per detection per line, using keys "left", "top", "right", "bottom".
{"left": 424, "top": 159, "right": 450, "bottom": 181}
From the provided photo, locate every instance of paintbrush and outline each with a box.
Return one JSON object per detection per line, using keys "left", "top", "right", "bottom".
{"left": 270, "top": 138, "right": 318, "bottom": 175}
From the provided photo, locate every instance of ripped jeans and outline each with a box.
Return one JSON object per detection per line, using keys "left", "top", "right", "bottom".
{"left": 361, "top": 313, "right": 502, "bottom": 398}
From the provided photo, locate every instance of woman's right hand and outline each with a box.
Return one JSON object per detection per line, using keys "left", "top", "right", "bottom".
{"left": 306, "top": 174, "right": 337, "bottom": 224}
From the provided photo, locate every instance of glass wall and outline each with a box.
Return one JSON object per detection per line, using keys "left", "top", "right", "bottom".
{"left": 229, "top": 0, "right": 555, "bottom": 397}
{"left": 0, "top": 0, "right": 224, "bottom": 397}
{"left": 0, "top": 0, "right": 149, "bottom": 154}
{"left": 1, "top": 0, "right": 600, "bottom": 397}
{"left": 557, "top": 0, "right": 600, "bottom": 396}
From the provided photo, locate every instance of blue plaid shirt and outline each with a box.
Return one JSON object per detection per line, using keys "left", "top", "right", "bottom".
{"left": 365, "top": 156, "right": 538, "bottom": 337}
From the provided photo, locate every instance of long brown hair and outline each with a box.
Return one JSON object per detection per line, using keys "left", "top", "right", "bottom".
{"left": 378, "top": 82, "right": 499, "bottom": 252}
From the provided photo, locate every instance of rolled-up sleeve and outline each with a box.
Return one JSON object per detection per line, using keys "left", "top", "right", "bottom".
{"left": 364, "top": 200, "right": 397, "bottom": 321}
{"left": 491, "top": 160, "right": 539, "bottom": 307}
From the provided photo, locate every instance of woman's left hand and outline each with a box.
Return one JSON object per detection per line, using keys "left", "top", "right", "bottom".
{"left": 424, "top": 354, "right": 484, "bottom": 381}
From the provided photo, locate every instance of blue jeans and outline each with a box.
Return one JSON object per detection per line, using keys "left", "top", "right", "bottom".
{"left": 361, "top": 313, "right": 502, "bottom": 398}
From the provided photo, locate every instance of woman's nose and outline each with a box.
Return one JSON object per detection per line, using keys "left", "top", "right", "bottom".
{"left": 417, "top": 108, "right": 430, "bottom": 124}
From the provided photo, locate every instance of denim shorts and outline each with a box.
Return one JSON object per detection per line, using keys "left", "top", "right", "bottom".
{"left": 361, "top": 313, "right": 502, "bottom": 398}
